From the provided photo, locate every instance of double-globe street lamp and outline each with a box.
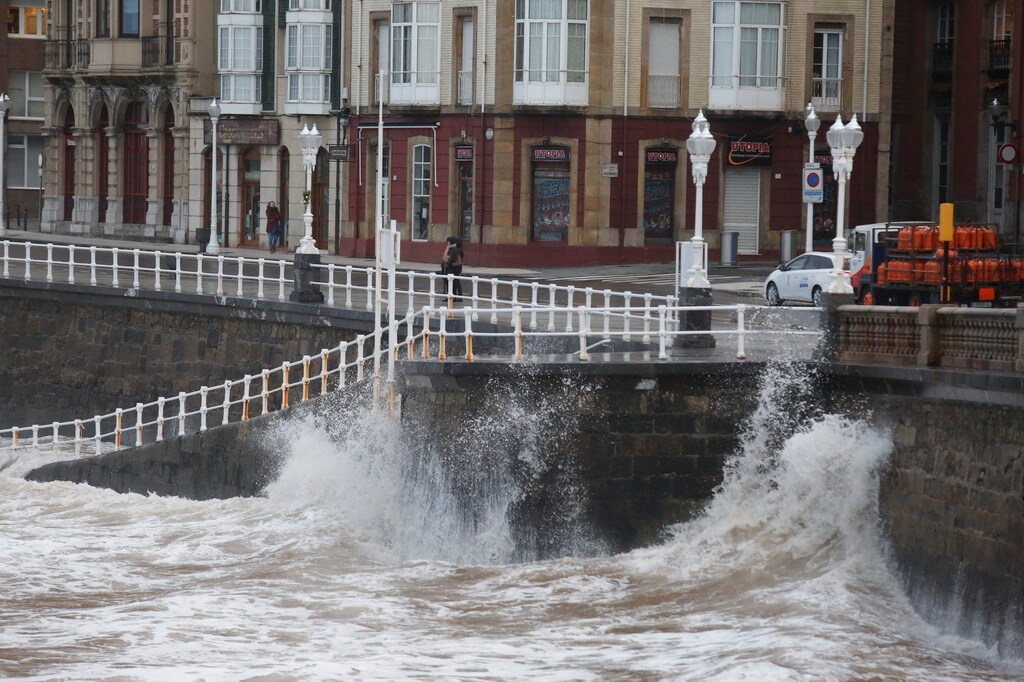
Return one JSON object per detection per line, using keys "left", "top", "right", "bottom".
{"left": 297, "top": 122, "right": 323, "bottom": 255}
{"left": 0, "top": 93, "right": 10, "bottom": 237}
{"left": 684, "top": 110, "right": 717, "bottom": 289}
{"left": 208, "top": 98, "right": 221, "bottom": 254}
{"left": 825, "top": 113, "right": 864, "bottom": 295}
{"left": 804, "top": 103, "right": 820, "bottom": 253}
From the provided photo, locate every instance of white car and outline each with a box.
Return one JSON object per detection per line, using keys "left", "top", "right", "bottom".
{"left": 764, "top": 253, "right": 839, "bottom": 307}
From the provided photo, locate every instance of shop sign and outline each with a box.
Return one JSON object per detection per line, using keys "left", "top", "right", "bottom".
{"left": 727, "top": 136, "right": 772, "bottom": 166}
{"left": 203, "top": 118, "right": 281, "bottom": 146}
{"left": 328, "top": 144, "right": 350, "bottom": 162}
{"left": 532, "top": 146, "right": 570, "bottom": 162}
{"left": 645, "top": 149, "right": 678, "bottom": 164}
{"left": 455, "top": 145, "right": 474, "bottom": 161}
{"left": 601, "top": 163, "right": 619, "bottom": 178}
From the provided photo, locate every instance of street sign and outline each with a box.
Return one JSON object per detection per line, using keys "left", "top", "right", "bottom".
{"left": 802, "top": 163, "right": 824, "bottom": 204}
{"left": 998, "top": 143, "right": 1017, "bottom": 165}
{"left": 328, "top": 144, "right": 350, "bottom": 162}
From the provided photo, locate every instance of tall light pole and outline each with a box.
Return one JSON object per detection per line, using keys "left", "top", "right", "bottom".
{"left": 333, "top": 105, "right": 350, "bottom": 255}
{"left": 208, "top": 98, "right": 221, "bottom": 254}
{"left": 825, "top": 113, "right": 864, "bottom": 294}
{"left": 804, "top": 103, "right": 820, "bottom": 253}
{"left": 0, "top": 93, "right": 10, "bottom": 236}
{"left": 297, "top": 122, "right": 322, "bottom": 255}
{"left": 684, "top": 109, "right": 717, "bottom": 288}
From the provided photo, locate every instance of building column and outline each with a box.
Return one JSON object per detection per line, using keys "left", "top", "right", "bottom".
{"left": 40, "top": 127, "right": 62, "bottom": 233}
{"left": 70, "top": 126, "right": 98, "bottom": 232}
{"left": 103, "top": 127, "right": 123, "bottom": 226}
{"left": 171, "top": 127, "right": 190, "bottom": 244}
{"left": 145, "top": 129, "right": 161, "bottom": 232}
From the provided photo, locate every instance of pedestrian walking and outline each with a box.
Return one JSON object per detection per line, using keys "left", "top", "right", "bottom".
{"left": 266, "top": 201, "right": 283, "bottom": 253}
{"left": 441, "top": 236, "right": 464, "bottom": 297}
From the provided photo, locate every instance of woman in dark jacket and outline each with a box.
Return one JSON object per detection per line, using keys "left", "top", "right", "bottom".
{"left": 441, "top": 236, "right": 464, "bottom": 296}
{"left": 265, "top": 202, "right": 283, "bottom": 253}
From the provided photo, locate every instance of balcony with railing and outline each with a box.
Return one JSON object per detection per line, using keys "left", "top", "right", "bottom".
{"left": 75, "top": 40, "right": 91, "bottom": 70}
{"left": 389, "top": 71, "right": 441, "bottom": 106}
{"left": 811, "top": 77, "right": 842, "bottom": 110}
{"left": 647, "top": 74, "right": 680, "bottom": 109}
{"left": 708, "top": 75, "right": 785, "bottom": 111}
{"left": 458, "top": 70, "right": 473, "bottom": 106}
{"left": 513, "top": 70, "right": 589, "bottom": 106}
{"left": 933, "top": 41, "right": 954, "bottom": 79}
{"left": 989, "top": 39, "right": 1012, "bottom": 76}
{"left": 44, "top": 39, "right": 73, "bottom": 70}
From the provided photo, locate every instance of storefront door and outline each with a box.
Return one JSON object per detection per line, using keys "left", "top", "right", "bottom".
{"left": 531, "top": 146, "right": 571, "bottom": 242}
{"left": 239, "top": 148, "right": 261, "bottom": 247}
{"left": 723, "top": 167, "right": 760, "bottom": 254}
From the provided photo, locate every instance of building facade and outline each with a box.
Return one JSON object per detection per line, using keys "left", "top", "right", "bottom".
{"left": 41, "top": 0, "right": 215, "bottom": 242}
{"left": 2, "top": 0, "right": 47, "bottom": 230}
{"left": 40, "top": 0, "right": 894, "bottom": 266}
{"left": 890, "top": 0, "right": 1023, "bottom": 245}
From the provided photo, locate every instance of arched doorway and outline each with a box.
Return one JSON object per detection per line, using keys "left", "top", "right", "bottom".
{"left": 239, "top": 147, "right": 261, "bottom": 247}
{"left": 161, "top": 105, "right": 174, "bottom": 226}
{"left": 312, "top": 148, "right": 329, "bottom": 249}
{"left": 96, "top": 105, "right": 109, "bottom": 223}
{"left": 62, "top": 107, "right": 75, "bottom": 222}
{"left": 279, "top": 147, "right": 290, "bottom": 247}
{"left": 122, "top": 102, "right": 149, "bottom": 224}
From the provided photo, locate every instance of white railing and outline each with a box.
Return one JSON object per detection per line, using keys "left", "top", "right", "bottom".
{"left": 0, "top": 314, "right": 428, "bottom": 458}
{"left": 648, "top": 74, "right": 680, "bottom": 108}
{"left": 0, "top": 240, "right": 679, "bottom": 327}
{"left": 811, "top": 77, "right": 842, "bottom": 110}
{"left": 0, "top": 240, "right": 292, "bottom": 301}
{"left": 458, "top": 70, "right": 473, "bottom": 106}
{"left": 415, "top": 303, "right": 819, "bottom": 363}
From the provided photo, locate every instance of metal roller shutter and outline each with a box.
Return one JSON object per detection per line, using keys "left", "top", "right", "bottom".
{"left": 723, "top": 167, "right": 761, "bottom": 255}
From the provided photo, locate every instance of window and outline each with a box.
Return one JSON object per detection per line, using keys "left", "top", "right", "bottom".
{"left": 412, "top": 144, "right": 431, "bottom": 240}
{"left": 289, "top": 0, "right": 331, "bottom": 8}
{"left": 219, "top": 26, "right": 264, "bottom": 103}
{"left": 7, "top": 70, "right": 45, "bottom": 118}
{"left": 374, "top": 19, "right": 391, "bottom": 103}
{"left": 221, "top": 0, "right": 262, "bottom": 11}
{"left": 812, "top": 29, "right": 842, "bottom": 110}
{"left": 5, "top": 134, "right": 44, "bottom": 189}
{"left": 937, "top": 2, "right": 955, "bottom": 43}
{"left": 285, "top": 22, "right": 332, "bottom": 104}
{"left": 994, "top": 0, "right": 1013, "bottom": 39}
{"left": 647, "top": 19, "right": 681, "bottom": 108}
{"left": 456, "top": 17, "right": 475, "bottom": 106}
{"left": 710, "top": 1, "right": 786, "bottom": 110}
{"left": 514, "top": 0, "right": 589, "bottom": 105}
{"left": 6, "top": 3, "right": 47, "bottom": 38}
{"left": 97, "top": 0, "right": 111, "bottom": 37}
{"left": 121, "top": 0, "right": 140, "bottom": 37}
{"left": 391, "top": 2, "right": 440, "bottom": 104}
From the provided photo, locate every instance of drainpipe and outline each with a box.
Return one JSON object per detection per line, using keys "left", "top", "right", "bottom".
{"left": 620, "top": 0, "right": 631, "bottom": 250}
{"left": 863, "top": 0, "right": 870, "bottom": 119}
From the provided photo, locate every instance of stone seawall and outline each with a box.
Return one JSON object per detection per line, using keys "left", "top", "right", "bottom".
{"left": 0, "top": 279, "right": 374, "bottom": 428}
{"left": 826, "top": 365, "right": 1024, "bottom": 657}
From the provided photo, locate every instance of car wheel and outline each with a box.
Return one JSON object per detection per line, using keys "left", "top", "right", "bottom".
{"left": 766, "top": 282, "right": 782, "bottom": 306}
{"left": 812, "top": 286, "right": 823, "bottom": 307}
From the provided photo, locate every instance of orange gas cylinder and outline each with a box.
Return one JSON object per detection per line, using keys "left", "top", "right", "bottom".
{"left": 891, "top": 259, "right": 910, "bottom": 282}
{"left": 915, "top": 226, "right": 938, "bottom": 250}
{"left": 980, "top": 228, "right": 998, "bottom": 250}
{"left": 934, "top": 248, "right": 958, "bottom": 260}
{"left": 955, "top": 227, "right": 976, "bottom": 249}
{"left": 898, "top": 227, "right": 914, "bottom": 250}
{"left": 923, "top": 259, "right": 941, "bottom": 283}
{"left": 875, "top": 262, "right": 888, "bottom": 284}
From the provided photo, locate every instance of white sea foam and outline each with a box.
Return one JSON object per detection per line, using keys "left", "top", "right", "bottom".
{"left": 0, "top": 365, "right": 1020, "bottom": 680}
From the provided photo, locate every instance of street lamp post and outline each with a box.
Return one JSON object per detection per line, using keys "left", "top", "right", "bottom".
{"left": 290, "top": 122, "right": 325, "bottom": 303}
{"left": 678, "top": 109, "right": 718, "bottom": 349}
{"left": 208, "top": 98, "right": 221, "bottom": 255}
{"left": 804, "top": 103, "right": 820, "bottom": 253}
{"left": 0, "top": 93, "right": 10, "bottom": 236}
{"left": 825, "top": 113, "right": 864, "bottom": 295}
{"left": 297, "top": 122, "right": 322, "bottom": 255}
{"left": 684, "top": 110, "right": 717, "bottom": 288}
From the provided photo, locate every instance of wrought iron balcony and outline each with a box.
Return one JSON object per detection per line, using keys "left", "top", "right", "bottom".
{"left": 933, "top": 41, "right": 954, "bottom": 79}
{"left": 458, "top": 70, "right": 473, "bottom": 106}
{"left": 44, "top": 40, "right": 73, "bottom": 70}
{"left": 989, "top": 39, "right": 1011, "bottom": 75}
{"left": 811, "top": 77, "right": 842, "bottom": 110}
{"left": 647, "top": 74, "right": 681, "bottom": 108}
{"left": 75, "top": 40, "right": 91, "bottom": 69}
{"left": 142, "top": 35, "right": 171, "bottom": 68}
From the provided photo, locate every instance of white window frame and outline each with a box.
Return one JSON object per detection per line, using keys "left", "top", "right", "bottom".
{"left": 709, "top": 1, "right": 786, "bottom": 111}
{"left": 412, "top": 144, "right": 432, "bottom": 240}
{"left": 6, "top": 134, "right": 45, "bottom": 189}
{"left": 218, "top": 25, "right": 263, "bottom": 104}
{"left": 284, "top": 3, "right": 333, "bottom": 113}
{"left": 647, "top": 18, "right": 681, "bottom": 109}
{"left": 811, "top": 29, "right": 842, "bottom": 111}
{"left": 390, "top": 2, "right": 441, "bottom": 105}
{"left": 937, "top": 2, "right": 955, "bottom": 43}
{"left": 7, "top": 70, "right": 45, "bottom": 119}
{"left": 7, "top": 4, "right": 47, "bottom": 38}
{"left": 513, "top": 0, "right": 589, "bottom": 106}
{"left": 289, "top": 0, "right": 331, "bottom": 8}
{"left": 220, "top": 0, "right": 262, "bottom": 12}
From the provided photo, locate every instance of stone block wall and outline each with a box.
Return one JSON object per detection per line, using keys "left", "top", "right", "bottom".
{"left": 0, "top": 280, "right": 375, "bottom": 428}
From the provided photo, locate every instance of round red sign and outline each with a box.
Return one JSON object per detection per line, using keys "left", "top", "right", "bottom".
{"left": 998, "top": 143, "right": 1017, "bottom": 164}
